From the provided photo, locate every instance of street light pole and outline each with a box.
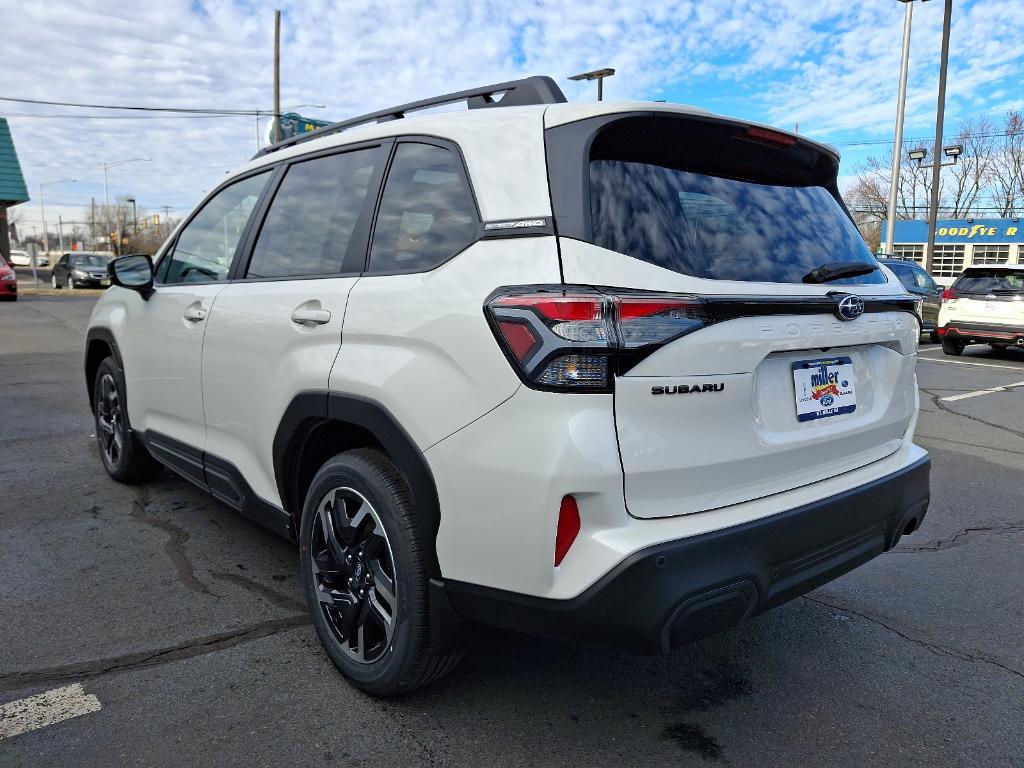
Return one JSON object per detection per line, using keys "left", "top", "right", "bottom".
{"left": 101, "top": 159, "right": 150, "bottom": 254}
{"left": 885, "top": 1, "right": 915, "bottom": 256}
{"left": 569, "top": 68, "right": 616, "bottom": 101}
{"left": 924, "top": 0, "right": 953, "bottom": 274}
{"left": 38, "top": 178, "right": 76, "bottom": 285}
{"left": 273, "top": 9, "right": 282, "bottom": 144}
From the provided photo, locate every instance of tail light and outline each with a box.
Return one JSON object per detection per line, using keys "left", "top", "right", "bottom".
{"left": 486, "top": 287, "right": 712, "bottom": 392}
{"left": 942, "top": 287, "right": 958, "bottom": 301}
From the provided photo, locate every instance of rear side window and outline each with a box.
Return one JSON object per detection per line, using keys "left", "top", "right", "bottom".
{"left": 367, "top": 142, "right": 478, "bottom": 274}
{"left": 583, "top": 116, "right": 883, "bottom": 285}
{"left": 164, "top": 171, "right": 270, "bottom": 284}
{"left": 953, "top": 268, "right": 1024, "bottom": 295}
{"left": 246, "top": 147, "right": 383, "bottom": 278}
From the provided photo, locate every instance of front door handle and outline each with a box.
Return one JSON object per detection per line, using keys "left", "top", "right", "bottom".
{"left": 183, "top": 306, "right": 207, "bottom": 322}
{"left": 291, "top": 307, "right": 332, "bottom": 325}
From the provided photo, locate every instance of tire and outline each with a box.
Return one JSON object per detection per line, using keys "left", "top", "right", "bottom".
{"left": 92, "top": 357, "right": 162, "bottom": 483}
{"left": 991, "top": 343, "right": 1008, "bottom": 353}
{"left": 299, "top": 448, "right": 461, "bottom": 696}
{"left": 929, "top": 331, "right": 940, "bottom": 344}
{"left": 941, "top": 337, "right": 965, "bottom": 356}
{"left": 51, "top": 274, "right": 61, "bottom": 289}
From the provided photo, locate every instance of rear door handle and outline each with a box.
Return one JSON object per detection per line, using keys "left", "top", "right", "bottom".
{"left": 183, "top": 307, "right": 207, "bottom": 322}
{"left": 291, "top": 307, "right": 332, "bottom": 325}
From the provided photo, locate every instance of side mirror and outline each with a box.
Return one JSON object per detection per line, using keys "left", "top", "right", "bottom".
{"left": 109, "top": 254, "right": 154, "bottom": 297}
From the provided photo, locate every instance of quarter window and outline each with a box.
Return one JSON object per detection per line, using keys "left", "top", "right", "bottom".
{"left": 163, "top": 171, "right": 270, "bottom": 284}
{"left": 367, "top": 143, "right": 478, "bottom": 274}
{"left": 246, "top": 147, "right": 383, "bottom": 279}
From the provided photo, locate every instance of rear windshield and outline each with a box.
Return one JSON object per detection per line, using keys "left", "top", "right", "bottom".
{"left": 586, "top": 118, "right": 883, "bottom": 285}
{"left": 953, "top": 268, "right": 1024, "bottom": 295}
{"left": 72, "top": 255, "right": 108, "bottom": 268}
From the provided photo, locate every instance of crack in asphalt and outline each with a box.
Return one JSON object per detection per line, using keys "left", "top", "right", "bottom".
{"left": 129, "top": 488, "right": 214, "bottom": 596}
{"left": 893, "top": 525, "right": 1024, "bottom": 553}
{"left": 18, "top": 302, "right": 79, "bottom": 333}
{"left": 915, "top": 432, "right": 1024, "bottom": 457}
{"left": 210, "top": 571, "right": 305, "bottom": 612}
{"left": 804, "top": 595, "right": 1024, "bottom": 682}
{"left": 920, "top": 387, "right": 1024, "bottom": 443}
{"left": 0, "top": 615, "right": 311, "bottom": 692}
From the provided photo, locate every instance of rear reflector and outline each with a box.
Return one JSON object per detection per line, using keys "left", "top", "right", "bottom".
{"left": 497, "top": 321, "right": 539, "bottom": 362}
{"left": 941, "top": 288, "right": 958, "bottom": 301}
{"left": 554, "top": 496, "right": 581, "bottom": 566}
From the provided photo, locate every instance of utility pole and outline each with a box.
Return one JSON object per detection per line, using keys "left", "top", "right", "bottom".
{"left": 273, "top": 9, "right": 282, "bottom": 144}
{"left": 924, "top": 0, "right": 953, "bottom": 273}
{"left": 886, "top": 0, "right": 914, "bottom": 257}
{"left": 58, "top": 216, "right": 65, "bottom": 254}
{"left": 90, "top": 198, "right": 97, "bottom": 250}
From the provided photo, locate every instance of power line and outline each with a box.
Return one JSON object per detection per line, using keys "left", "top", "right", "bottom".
{"left": 5, "top": 112, "right": 246, "bottom": 120}
{"left": 0, "top": 95, "right": 259, "bottom": 115}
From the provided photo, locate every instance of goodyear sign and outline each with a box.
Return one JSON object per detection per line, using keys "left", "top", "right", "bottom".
{"left": 892, "top": 218, "right": 1024, "bottom": 244}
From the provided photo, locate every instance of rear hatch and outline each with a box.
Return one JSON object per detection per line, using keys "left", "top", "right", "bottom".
{"left": 943, "top": 267, "right": 1024, "bottom": 330}
{"left": 544, "top": 109, "right": 919, "bottom": 518}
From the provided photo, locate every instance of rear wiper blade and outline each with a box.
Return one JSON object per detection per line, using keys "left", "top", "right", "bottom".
{"left": 802, "top": 261, "right": 879, "bottom": 284}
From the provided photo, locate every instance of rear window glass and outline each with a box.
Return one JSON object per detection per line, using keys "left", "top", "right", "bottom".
{"left": 953, "top": 268, "right": 1024, "bottom": 295}
{"left": 586, "top": 118, "right": 882, "bottom": 285}
{"left": 590, "top": 162, "right": 881, "bottom": 284}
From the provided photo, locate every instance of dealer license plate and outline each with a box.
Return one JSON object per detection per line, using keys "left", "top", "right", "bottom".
{"left": 792, "top": 356, "right": 857, "bottom": 422}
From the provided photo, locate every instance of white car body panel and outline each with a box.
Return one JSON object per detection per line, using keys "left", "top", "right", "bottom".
{"left": 332, "top": 237, "right": 559, "bottom": 450}
{"left": 201, "top": 278, "right": 359, "bottom": 507}
{"left": 93, "top": 284, "right": 223, "bottom": 450}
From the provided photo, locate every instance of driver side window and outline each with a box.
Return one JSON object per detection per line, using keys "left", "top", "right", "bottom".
{"left": 163, "top": 171, "right": 271, "bottom": 284}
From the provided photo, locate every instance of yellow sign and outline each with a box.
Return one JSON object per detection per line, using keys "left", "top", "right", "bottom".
{"left": 937, "top": 224, "right": 1019, "bottom": 238}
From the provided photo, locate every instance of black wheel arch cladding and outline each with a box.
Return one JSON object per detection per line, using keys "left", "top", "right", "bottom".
{"left": 275, "top": 391, "right": 443, "bottom": 577}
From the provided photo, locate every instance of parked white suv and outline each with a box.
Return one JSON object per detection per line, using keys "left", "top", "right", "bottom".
{"left": 85, "top": 76, "right": 930, "bottom": 695}
{"left": 937, "top": 264, "right": 1024, "bottom": 355}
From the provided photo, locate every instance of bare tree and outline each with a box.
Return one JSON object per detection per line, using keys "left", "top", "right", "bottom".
{"left": 944, "top": 116, "right": 996, "bottom": 217}
{"left": 990, "top": 110, "right": 1024, "bottom": 217}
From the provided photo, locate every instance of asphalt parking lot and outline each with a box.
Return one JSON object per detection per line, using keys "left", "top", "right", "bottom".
{"left": 1, "top": 295, "right": 1022, "bottom": 767}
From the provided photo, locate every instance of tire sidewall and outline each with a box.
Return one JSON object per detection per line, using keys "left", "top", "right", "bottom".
{"left": 299, "top": 454, "right": 424, "bottom": 692}
{"left": 93, "top": 357, "right": 131, "bottom": 477}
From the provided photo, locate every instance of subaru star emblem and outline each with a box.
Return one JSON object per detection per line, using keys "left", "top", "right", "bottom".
{"left": 835, "top": 294, "right": 865, "bottom": 321}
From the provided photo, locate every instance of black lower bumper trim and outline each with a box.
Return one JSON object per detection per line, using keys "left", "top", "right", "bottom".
{"left": 442, "top": 456, "right": 930, "bottom": 654}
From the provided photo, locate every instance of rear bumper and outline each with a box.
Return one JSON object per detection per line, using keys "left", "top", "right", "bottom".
{"left": 442, "top": 455, "right": 930, "bottom": 654}
{"left": 940, "top": 322, "right": 1024, "bottom": 345}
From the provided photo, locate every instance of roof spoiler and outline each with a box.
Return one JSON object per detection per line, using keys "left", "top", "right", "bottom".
{"left": 253, "top": 75, "right": 566, "bottom": 159}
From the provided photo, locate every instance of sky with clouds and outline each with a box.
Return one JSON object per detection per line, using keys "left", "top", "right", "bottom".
{"left": 3, "top": 0, "right": 1023, "bottom": 237}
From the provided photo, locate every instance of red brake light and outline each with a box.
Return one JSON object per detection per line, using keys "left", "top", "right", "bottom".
{"left": 494, "top": 294, "right": 601, "bottom": 321}
{"left": 739, "top": 126, "right": 797, "bottom": 148}
{"left": 554, "top": 495, "right": 581, "bottom": 566}
{"left": 942, "top": 288, "right": 958, "bottom": 301}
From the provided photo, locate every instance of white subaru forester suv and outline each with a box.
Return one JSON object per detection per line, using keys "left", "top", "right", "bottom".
{"left": 86, "top": 76, "right": 930, "bottom": 695}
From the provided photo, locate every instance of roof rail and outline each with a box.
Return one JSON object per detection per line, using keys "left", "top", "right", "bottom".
{"left": 254, "top": 75, "right": 567, "bottom": 158}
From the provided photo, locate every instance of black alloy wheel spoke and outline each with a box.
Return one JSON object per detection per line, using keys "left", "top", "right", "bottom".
{"left": 309, "top": 486, "right": 398, "bottom": 665}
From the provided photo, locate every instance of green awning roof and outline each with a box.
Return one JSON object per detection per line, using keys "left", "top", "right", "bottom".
{"left": 0, "top": 118, "right": 29, "bottom": 204}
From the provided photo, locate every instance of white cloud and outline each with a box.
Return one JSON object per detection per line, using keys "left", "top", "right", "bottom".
{"left": 2, "top": 0, "right": 1019, "bottom": 234}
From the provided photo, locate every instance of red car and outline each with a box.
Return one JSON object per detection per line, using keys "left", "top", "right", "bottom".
{"left": 0, "top": 257, "right": 17, "bottom": 301}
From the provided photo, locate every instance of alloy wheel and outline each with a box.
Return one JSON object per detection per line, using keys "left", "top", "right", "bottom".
{"left": 96, "top": 373, "right": 124, "bottom": 467}
{"left": 310, "top": 487, "right": 398, "bottom": 664}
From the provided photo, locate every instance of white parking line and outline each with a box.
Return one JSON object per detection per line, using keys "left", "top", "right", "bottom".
{"left": 0, "top": 683, "right": 101, "bottom": 740}
{"left": 941, "top": 380, "right": 1024, "bottom": 402}
{"left": 918, "top": 357, "right": 1024, "bottom": 372}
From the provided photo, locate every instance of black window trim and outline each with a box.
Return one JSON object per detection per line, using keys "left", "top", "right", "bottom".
{"left": 229, "top": 138, "right": 395, "bottom": 283}
{"left": 361, "top": 135, "right": 484, "bottom": 278}
{"left": 154, "top": 164, "right": 280, "bottom": 287}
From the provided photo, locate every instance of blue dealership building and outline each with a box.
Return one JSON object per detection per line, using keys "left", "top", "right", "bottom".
{"left": 882, "top": 218, "right": 1024, "bottom": 284}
